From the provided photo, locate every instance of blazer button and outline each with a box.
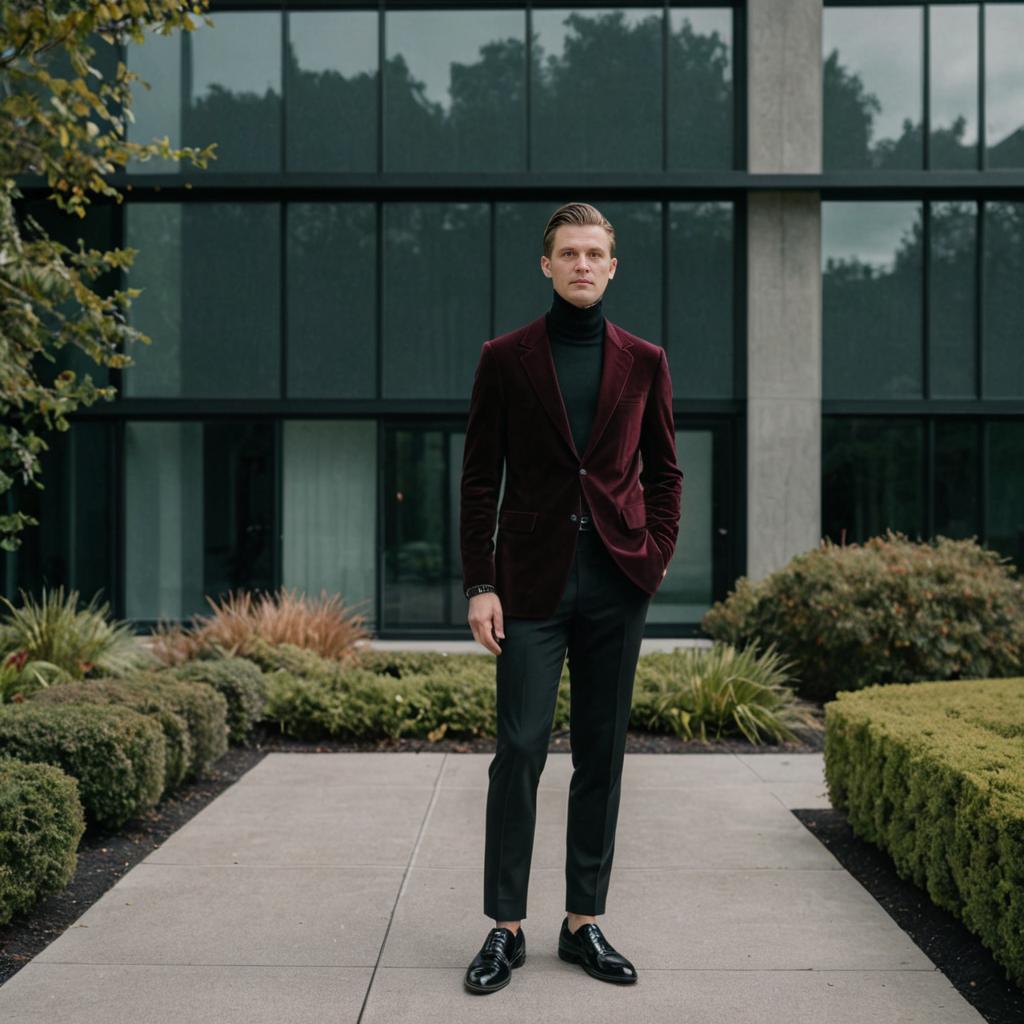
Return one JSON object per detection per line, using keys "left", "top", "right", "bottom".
{"left": 578, "top": 467, "right": 587, "bottom": 476}
{"left": 569, "top": 514, "right": 578, "bottom": 522}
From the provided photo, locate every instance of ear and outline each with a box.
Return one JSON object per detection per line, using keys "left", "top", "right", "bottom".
{"left": 608, "top": 256, "right": 617, "bottom": 278}
{"left": 540, "top": 255, "right": 552, "bottom": 278}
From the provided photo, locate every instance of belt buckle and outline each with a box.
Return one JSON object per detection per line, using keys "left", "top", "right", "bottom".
{"left": 578, "top": 514, "right": 592, "bottom": 531}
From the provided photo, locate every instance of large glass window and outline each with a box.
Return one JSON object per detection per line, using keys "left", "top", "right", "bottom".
{"left": 824, "top": 2, "right": 1024, "bottom": 172}
{"left": 124, "top": 203, "right": 281, "bottom": 399}
{"left": 822, "top": 202, "right": 923, "bottom": 399}
{"left": 286, "top": 10, "right": 378, "bottom": 172}
{"left": 384, "top": 10, "right": 526, "bottom": 172}
{"left": 987, "top": 421, "right": 1024, "bottom": 568}
{"left": 982, "top": 201, "right": 1024, "bottom": 398}
{"left": 381, "top": 203, "right": 490, "bottom": 399}
{"left": 126, "top": 12, "right": 282, "bottom": 174}
{"left": 822, "top": 418, "right": 926, "bottom": 544}
{"left": 286, "top": 203, "right": 377, "bottom": 399}
{"left": 124, "top": 421, "right": 274, "bottom": 622}
{"left": 282, "top": 421, "right": 377, "bottom": 630}
{"left": 985, "top": 3, "right": 1024, "bottom": 169}
{"left": 823, "top": 5, "right": 923, "bottom": 170}
{"left": 668, "top": 201, "right": 735, "bottom": 399}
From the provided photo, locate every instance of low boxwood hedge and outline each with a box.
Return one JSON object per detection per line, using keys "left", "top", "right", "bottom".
{"left": 166, "top": 656, "right": 267, "bottom": 744}
{"left": 824, "top": 677, "right": 1024, "bottom": 987}
{"left": 30, "top": 680, "right": 193, "bottom": 795}
{"left": 0, "top": 703, "right": 165, "bottom": 831}
{"left": 0, "top": 756, "right": 85, "bottom": 925}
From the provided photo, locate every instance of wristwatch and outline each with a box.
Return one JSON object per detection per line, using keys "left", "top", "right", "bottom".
{"left": 465, "top": 583, "right": 497, "bottom": 599}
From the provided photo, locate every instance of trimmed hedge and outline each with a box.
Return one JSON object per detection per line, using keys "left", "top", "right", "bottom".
{"left": 30, "top": 680, "right": 192, "bottom": 795}
{"left": 167, "top": 656, "right": 267, "bottom": 744}
{"left": 0, "top": 756, "right": 85, "bottom": 925}
{"left": 126, "top": 673, "right": 228, "bottom": 780}
{"left": 703, "top": 531, "right": 1024, "bottom": 702}
{"left": 824, "top": 677, "right": 1024, "bottom": 988}
{"left": 0, "top": 703, "right": 165, "bottom": 831}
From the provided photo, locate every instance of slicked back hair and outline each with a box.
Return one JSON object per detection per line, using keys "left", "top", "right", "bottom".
{"left": 542, "top": 202, "right": 616, "bottom": 259}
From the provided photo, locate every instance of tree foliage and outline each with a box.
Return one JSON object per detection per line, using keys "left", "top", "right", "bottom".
{"left": 0, "top": 0, "right": 217, "bottom": 550}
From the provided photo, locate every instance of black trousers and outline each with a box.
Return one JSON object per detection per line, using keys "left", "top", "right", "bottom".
{"left": 483, "top": 523, "right": 651, "bottom": 921}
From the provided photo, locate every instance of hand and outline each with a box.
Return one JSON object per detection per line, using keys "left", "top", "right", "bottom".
{"left": 468, "top": 592, "right": 505, "bottom": 655}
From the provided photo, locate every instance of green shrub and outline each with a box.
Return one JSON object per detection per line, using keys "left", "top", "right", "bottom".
{"left": 0, "top": 756, "right": 86, "bottom": 925}
{"left": 167, "top": 657, "right": 267, "bottom": 744}
{"left": 351, "top": 649, "right": 495, "bottom": 682}
{"left": 632, "top": 642, "right": 816, "bottom": 744}
{"left": 0, "top": 585, "right": 159, "bottom": 683}
{"left": 703, "top": 530, "right": 1024, "bottom": 702}
{"left": 127, "top": 673, "right": 228, "bottom": 780}
{"left": 0, "top": 703, "right": 165, "bottom": 830}
{"left": 243, "top": 636, "right": 347, "bottom": 684}
{"left": 29, "top": 680, "right": 192, "bottom": 795}
{"left": 824, "top": 677, "right": 1024, "bottom": 988}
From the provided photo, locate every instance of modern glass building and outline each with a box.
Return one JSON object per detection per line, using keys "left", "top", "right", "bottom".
{"left": 6, "top": 0, "right": 1023, "bottom": 639}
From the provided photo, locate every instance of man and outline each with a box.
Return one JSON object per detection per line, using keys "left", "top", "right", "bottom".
{"left": 459, "top": 201, "right": 683, "bottom": 994}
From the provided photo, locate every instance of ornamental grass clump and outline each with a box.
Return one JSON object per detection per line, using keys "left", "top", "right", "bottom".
{"left": 0, "top": 586, "right": 158, "bottom": 698}
{"left": 149, "top": 587, "right": 370, "bottom": 667}
{"left": 702, "top": 530, "right": 1024, "bottom": 702}
{"left": 632, "top": 642, "right": 817, "bottom": 744}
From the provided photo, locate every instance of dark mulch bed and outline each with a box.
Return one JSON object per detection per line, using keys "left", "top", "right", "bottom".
{"left": 795, "top": 808, "right": 1024, "bottom": 1024}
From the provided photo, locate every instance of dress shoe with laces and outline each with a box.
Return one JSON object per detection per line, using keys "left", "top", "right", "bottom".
{"left": 464, "top": 925, "right": 526, "bottom": 994}
{"left": 557, "top": 916, "right": 637, "bottom": 983}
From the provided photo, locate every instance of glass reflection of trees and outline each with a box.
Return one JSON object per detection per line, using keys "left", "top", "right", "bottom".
{"left": 823, "top": 200, "right": 1024, "bottom": 400}
{"left": 823, "top": 4, "right": 1024, "bottom": 171}
{"left": 128, "top": 7, "right": 734, "bottom": 174}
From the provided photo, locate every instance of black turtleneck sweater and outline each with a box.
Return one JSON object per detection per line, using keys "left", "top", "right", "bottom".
{"left": 546, "top": 288, "right": 605, "bottom": 518}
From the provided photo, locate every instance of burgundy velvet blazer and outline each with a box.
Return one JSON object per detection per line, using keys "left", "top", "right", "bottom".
{"left": 459, "top": 311, "right": 683, "bottom": 619}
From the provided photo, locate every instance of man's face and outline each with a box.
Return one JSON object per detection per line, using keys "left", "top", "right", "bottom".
{"left": 540, "top": 224, "right": 617, "bottom": 308}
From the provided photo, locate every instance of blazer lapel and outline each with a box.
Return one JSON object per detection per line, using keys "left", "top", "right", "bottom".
{"left": 518, "top": 314, "right": 634, "bottom": 463}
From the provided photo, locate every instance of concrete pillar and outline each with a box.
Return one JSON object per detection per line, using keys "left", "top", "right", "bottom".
{"left": 745, "top": 0, "right": 823, "bottom": 581}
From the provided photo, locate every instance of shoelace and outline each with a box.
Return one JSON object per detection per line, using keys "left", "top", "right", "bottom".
{"left": 484, "top": 928, "right": 513, "bottom": 958}
{"left": 577, "top": 923, "right": 612, "bottom": 955}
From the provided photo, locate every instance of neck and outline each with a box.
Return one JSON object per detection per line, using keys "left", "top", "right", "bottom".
{"left": 546, "top": 288, "right": 604, "bottom": 345}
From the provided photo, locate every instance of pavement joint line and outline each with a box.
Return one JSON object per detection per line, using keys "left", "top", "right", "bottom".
{"left": 354, "top": 752, "right": 452, "bottom": 1024}
{"left": 21, "top": 963, "right": 948, "bottom": 973}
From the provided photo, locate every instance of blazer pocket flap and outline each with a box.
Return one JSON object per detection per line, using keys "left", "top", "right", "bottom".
{"left": 499, "top": 509, "right": 538, "bottom": 532}
{"left": 621, "top": 500, "right": 647, "bottom": 531}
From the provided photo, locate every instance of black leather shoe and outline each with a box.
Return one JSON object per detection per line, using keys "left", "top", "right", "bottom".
{"left": 464, "top": 926, "right": 526, "bottom": 994}
{"left": 558, "top": 916, "right": 637, "bottom": 983}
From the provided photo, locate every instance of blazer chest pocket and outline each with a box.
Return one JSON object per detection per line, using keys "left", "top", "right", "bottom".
{"left": 620, "top": 500, "right": 647, "bottom": 531}
{"left": 499, "top": 509, "right": 538, "bottom": 532}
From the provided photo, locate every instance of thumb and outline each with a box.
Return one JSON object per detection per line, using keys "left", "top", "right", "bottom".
{"left": 493, "top": 607, "right": 504, "bottom": 639}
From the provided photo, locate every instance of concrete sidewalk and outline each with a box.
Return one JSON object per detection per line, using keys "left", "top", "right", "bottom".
{"left": 0, "top": 752, "right": 984, "bottom": 1023}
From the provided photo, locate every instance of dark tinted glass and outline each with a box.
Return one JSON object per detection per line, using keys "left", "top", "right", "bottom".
{"left": 986, "top": 421, "right": 1024, "bottom": 571}
{"left": 928, "top": 201, "right": 977, "bottom": 398}
{"left": 0, "top": 421, "right": 114, "bottom": 606}
{"left": 381, "top": 203, "right": 490, "bottom": 399}
{"left": 531, "top": 8, "right": 663, "bottom": 171}
{"left": 383, "top": 426, "right": 448, "bottom": 625}
{"left": 668, "top": 201, "right": 734, "bottom": 398}
{"left": 185, "top": 12, "right": 282, "bottom": 173}
{"left": 823, "top": 7, "right": 923, "bottom": 170}
{"left": 287, "top": 11, "right": 378, "bottom": 173}
{"left": 985, "top": 5, "right": 1024, "bottom": 170}
{"left": 598, "top": 202, "right": 662, "bottom": 343}
{"left": 125, "top": 27, "right": 181, "bottom": 173}
{"left": 124, "top": 202, "right": 281, "bottom": 398}
{"left": 124, "top": 421, "right": 274, "bottom": 621}
{"left": 934, "top": 420, "right": 980, "bottom": 540}
{"left": 287, "top": 203, "right": 377, "bottom": 398}
{"left": 822, "top": 418, "right": 925, "bottom": 544}
{"left": 822, "top": 202, "right": 923, "bottom": 399}
{"left": 494, "top": 201, "right": 559, "bottom": 333}
{"left": 929, "top": 5, "right": 978, "bottom": 170}
{"left": 667, "top": 8, "right": 734, "bottom": 170}
{"left": 385, "top": 10, "right": 526, "bottom": 172}
{"left": 981, "top": 202, "right": 1024, "bottom": 398}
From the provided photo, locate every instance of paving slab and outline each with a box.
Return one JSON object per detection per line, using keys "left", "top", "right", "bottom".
{"left": 0, "top": 750, "right": 986, "bottom": 1023}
